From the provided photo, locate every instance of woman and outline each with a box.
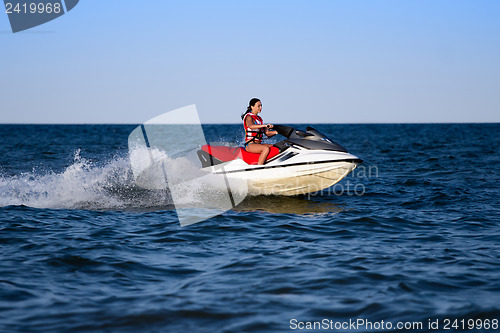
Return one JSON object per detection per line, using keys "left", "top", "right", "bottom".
{"left": 241, "top": 98, "right": 277, "bottom": 165}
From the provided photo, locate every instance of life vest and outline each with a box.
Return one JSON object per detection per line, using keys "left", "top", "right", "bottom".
{"left": 243, "top": 113, "right": 264, "bottom": 144}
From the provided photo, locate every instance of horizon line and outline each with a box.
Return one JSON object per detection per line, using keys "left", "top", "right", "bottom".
{"left": 0, "top": 121, "right": 499, "bottom": 125}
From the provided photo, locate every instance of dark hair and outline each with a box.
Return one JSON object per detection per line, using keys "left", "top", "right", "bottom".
{"left": 241, "top": 98, "right": 261, "bottom": 120}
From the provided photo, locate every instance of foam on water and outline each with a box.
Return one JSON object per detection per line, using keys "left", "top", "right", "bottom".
{"left": 0, "top": 149, "right": 133, "bottom": 209}
{"left": 0, "top": 148, "right": 247, "bottom": 212}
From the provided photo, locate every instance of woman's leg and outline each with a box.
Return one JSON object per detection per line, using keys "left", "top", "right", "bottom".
{"left": 245, "top": 143, "right": 271, "bottom": 165}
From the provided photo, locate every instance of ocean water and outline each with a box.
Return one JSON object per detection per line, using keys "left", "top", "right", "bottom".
{"left": 0, "top": 123, "right": 499, "bottom": 332}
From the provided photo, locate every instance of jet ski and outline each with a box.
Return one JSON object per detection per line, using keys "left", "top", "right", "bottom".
{"left": 197, "top": 125, "right": 362, "bottom": 196}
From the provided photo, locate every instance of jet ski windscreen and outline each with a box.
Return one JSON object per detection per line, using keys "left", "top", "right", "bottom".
{"left": 273, "top": 125, "right": 294, "bottom": 138}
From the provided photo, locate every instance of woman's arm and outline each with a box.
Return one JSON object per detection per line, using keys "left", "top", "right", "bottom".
{"left": 265, "top": 128, "right": 277, "bottom": 137}
{"left": 245, "top": 116, "right": 269, "bottom": 130}
{"left": 264, "top": 124, "right": 277, "bottom": 137}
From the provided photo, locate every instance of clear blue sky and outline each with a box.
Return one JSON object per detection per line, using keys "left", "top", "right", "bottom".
{"left": 1, "top": 0, "right": 499, "bottom": 124}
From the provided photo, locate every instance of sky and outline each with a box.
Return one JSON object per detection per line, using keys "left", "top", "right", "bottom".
{"left": 1, "top": 0, "right": 499, "bottom": 124}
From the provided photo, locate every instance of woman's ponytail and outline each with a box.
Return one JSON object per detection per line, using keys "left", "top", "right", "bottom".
{"left": 241, "top": 106, "right": 252, "bottom": 120}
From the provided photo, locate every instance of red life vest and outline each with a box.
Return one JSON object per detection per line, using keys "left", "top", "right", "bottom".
{"left": 243, "top": 113, "right": 264, "bottom": 144}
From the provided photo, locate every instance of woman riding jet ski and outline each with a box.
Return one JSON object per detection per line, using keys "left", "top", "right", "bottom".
{"left": 196, "top": 98, "right": 362, "bottom": 196}
{"left": 242, "top": 98, "right": 277, "bottom": 165}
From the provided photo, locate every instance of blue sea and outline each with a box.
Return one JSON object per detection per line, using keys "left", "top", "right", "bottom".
{"left": 1, "top": 124, "right": 499, "bottom": 332}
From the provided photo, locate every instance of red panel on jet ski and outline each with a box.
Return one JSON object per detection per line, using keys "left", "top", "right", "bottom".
{"left": 238, "top": 146, "right": 280, "bottom": 164}
{"left": 201, "top": 145, "right": 240, "bottom": 162}
{"left": 201, "top": 145, "right": 280, "bottom": 165}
